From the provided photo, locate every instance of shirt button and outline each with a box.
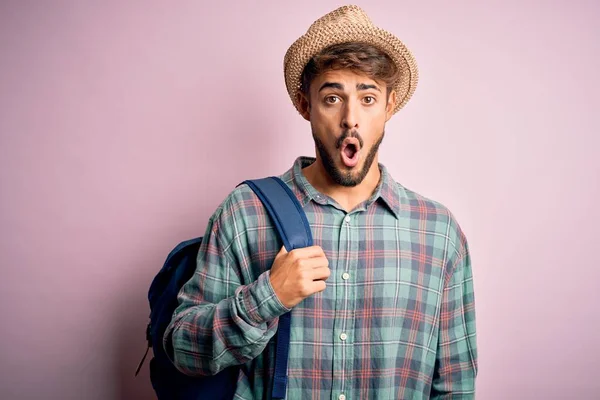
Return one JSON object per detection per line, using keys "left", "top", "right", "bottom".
{"left": 340, "top": 333, "right": 348, "bottom": 341}
{"left": 339, "top": 395, "right": 346, "bottom": 400}
{"left": 344, "top": 215, "right": 351, "bottom": 223}
{"left": 342, "top": 272, "right": 350, "bottom": 280}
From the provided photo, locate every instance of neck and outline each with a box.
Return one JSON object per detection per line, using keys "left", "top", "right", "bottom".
{"left": 302, "top": 156, "right": 381, "bottom": 212}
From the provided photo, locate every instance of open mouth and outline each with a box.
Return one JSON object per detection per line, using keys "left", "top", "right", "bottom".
{"left": 340, "top": 138, "right": 361, "bottom": 168}
{"left": 344, "top": 143, "right": 358, "bottom": 159}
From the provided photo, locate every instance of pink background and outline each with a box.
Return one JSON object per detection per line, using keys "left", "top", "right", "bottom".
{"left": 1, "top": 1, "right": 599, "bottom": 399}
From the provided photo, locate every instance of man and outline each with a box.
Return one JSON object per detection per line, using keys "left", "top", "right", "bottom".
{"left": 164, "top": 5, "right": 477, "bottom": 399}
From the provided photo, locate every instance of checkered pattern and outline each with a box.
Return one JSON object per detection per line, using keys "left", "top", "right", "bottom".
{"left": 164, "top": 157, "right": 477, "bottom": 399}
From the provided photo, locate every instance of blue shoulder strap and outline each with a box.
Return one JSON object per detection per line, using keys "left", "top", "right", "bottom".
{"left": 240, "top": 177, "right": 313, "bottom": 399}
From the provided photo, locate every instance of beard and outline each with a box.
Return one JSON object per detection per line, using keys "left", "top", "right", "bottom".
{"left": 312, "top": 128, "right": 385, "bottom": 187}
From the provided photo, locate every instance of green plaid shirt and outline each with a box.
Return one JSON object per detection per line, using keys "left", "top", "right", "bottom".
{"left": 164, "top": 157, "right": 477, "bottom": 399}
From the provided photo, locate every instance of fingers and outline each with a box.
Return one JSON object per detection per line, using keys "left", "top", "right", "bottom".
{"left": 288, "top": 245, "right": 326, "bottom": 259}
{"left": 297, "top": 255, "right": 329, "bottom": 269}
{"left": 310, "top": 280, "right": 327, "bottom": 293}
{"left": 309, "top": 265, "right": 331, "bottom": 281}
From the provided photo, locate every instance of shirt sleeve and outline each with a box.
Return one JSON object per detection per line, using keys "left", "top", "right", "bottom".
{"left": 430, "top": 239, "right": 478, "bottom": 399}
{"left": 162, "top": 200, "right": 291, "bottom": 377}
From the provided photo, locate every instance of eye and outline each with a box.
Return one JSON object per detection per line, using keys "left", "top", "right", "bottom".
{"left": 325, "top": 96, "right": 340, "bottom": 104}
{"left": 363, "top": 96, "right": 375, "bottom": 104}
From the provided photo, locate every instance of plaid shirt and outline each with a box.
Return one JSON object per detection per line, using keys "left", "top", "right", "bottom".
{"left": 164, "top": 157, "right": 477, "bottom": 399}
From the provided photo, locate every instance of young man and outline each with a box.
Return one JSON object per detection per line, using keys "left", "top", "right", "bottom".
{"left": 164, "top": 5, "right": 477, "bottom": 399}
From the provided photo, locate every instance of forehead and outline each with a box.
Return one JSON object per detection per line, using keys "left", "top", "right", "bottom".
{"left": 312, "top": 69, "right": 382, "bottom": 90}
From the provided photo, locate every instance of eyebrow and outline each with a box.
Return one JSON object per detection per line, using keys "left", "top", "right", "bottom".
{"left": 318, "top": 82, "right": 344, "bottom": 92}
{"left": 318, "top": 82, "right": 381, "bottom": 93}
{"left": 357, "top": 83, "right": 381, "bottom": 92}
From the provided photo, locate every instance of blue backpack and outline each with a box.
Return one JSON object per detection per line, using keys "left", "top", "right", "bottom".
{"left": 136, "top": 177, "right": 313, "bottom": 399}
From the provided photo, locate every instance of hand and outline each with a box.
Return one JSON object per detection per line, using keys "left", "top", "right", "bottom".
{"left": 269, "top": 245, "right": 330, "bottom": 309}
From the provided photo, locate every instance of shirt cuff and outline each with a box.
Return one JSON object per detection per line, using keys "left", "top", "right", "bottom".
{"left": 235, "top": 270, "right": 291, "bottom": 326}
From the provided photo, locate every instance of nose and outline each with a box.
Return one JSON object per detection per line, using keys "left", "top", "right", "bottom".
{"left": 341, "top": 101, "right": 359, "bottom": 130}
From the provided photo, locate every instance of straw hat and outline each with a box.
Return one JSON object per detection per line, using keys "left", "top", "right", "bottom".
{"left": 283, "top": 5, "right": 418, "bottom": 116}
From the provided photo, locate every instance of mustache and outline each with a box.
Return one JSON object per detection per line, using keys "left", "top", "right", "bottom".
{"left": 335, "top": 130, "right": 364, "bottom": 149}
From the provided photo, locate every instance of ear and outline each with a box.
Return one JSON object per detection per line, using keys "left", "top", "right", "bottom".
{"left": 385, "top": 90, "right": 397, "bottom": 121}
{"left": 296, "top": 91, "right": 311, "bottom": 121}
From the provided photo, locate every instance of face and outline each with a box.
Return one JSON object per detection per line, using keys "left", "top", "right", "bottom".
{"left": 298, "top": 69, "right": 396, "bottom": 187}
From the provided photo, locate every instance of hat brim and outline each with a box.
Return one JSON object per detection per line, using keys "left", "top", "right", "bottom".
{"left": 284, "top": 26, "right": 419, "bottom": 116}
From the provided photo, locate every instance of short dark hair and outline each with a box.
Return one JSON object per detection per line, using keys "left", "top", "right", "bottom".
{"left": 300, "top": 42, "right": 400, "bottom": 98}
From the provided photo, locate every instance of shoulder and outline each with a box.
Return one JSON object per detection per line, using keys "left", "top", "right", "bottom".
{"left": 397, "top": 183, "right": 468, "bottom": 261}
{"left": 209, "top": 183, "right": 263, "bottom": 229}
{"left": 206, "top": 183, "right": 284, "bottom": 276}
{"left": 205, "top": 183, "right": 271, "bottom": 248}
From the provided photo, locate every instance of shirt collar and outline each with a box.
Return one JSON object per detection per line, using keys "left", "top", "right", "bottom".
{"left": 285, "top": 156, "right": 404, "bottom": 220}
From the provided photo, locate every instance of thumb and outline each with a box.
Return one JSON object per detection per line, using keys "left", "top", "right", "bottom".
{"left": 278, "top": 245, "right": 289, "bottom": 256}
{"left": 273, "top": 245, "right": 288, "bottom": 267}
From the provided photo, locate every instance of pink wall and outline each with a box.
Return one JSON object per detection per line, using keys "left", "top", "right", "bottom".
{"left": 1, "top": 1, "right": 599, "bottom": 399}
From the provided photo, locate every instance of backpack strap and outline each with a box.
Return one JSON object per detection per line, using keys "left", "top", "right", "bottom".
{"left": 241, "top": 177, "right": 313, "bottom": 400}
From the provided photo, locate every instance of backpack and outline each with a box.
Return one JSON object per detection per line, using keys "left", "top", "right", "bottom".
{"left": 135, "top": 177, "right": 313, "bottom": 400}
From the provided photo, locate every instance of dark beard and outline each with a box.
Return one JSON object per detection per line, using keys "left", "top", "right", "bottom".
{"left": 312, "top": 129, "right": 384, "bottom": 187}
